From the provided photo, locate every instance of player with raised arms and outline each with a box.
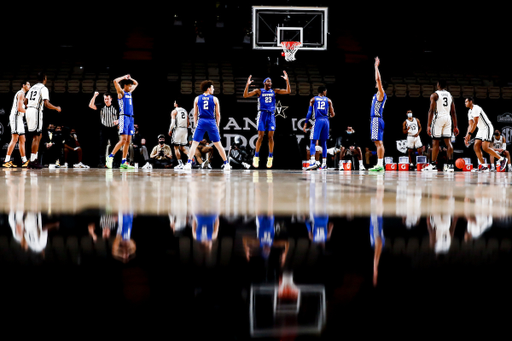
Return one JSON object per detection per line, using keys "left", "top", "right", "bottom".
{"left": 243, "top": 71, "right": 290, "bottom": 168}
{"left": 106, "top": 74, "right": 138, "bottom": 169}
{"left": 183, "top": 80, "right": 231, "bottom": 171}
{"left": 368, "top": 57, "right": 387, "bottom": 172}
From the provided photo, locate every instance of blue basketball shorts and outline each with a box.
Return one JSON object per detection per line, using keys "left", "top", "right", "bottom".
{"left": 257, "top": 111, "right": 276, "bottom": 132}
{"left": 370, "top": 117, "right": 384, "bottom": 141}
{"left": 310, "top": 119, "right": 329, "bottom": 142}
{"left": 119, "top": 115, "right": 134, "bottom": 136}
{"left": 193, "top": 118, "right": 221, "bottom": 143}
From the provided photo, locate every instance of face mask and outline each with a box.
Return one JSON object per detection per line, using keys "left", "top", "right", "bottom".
{"left": 159, "top": 141, "right": 164, "bottom": 145}
{"left": 407, "top": 113, "right": 412, "bottom": 118}
{"left": 495, "top": 133, "right": 500, "bottom": 137}
{"left": 346, "top": 131, "right": 352, "bottom": 134}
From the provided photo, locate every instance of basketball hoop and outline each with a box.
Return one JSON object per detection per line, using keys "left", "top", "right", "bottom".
{"left": 280, "top": 41, "right": 302, "bottom": 62}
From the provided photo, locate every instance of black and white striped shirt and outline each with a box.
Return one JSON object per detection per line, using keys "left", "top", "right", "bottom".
{"left": 100, "top": 105, "right": 118, "bottom": 127}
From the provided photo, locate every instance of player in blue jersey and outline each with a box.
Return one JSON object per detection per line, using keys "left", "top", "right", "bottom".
{"left": 192, "top": 213, "right": 219, "bottom": 252}
{"left": 112, "top": 212, "right": 136, "bottom": 262}
{"left": 183, "top": 80, "right": 230, "bottom": 171}
{"left": 106, "top": 74, "right": 139, "bottom": 169}
{"left": 369, "top": 57, "right": 387, "bottom": 172}
{"left": 302, "top": 86, "right": 335, "bottom": 170}
{"left": 243, "top": 71, "right": 290, "bottom": 168}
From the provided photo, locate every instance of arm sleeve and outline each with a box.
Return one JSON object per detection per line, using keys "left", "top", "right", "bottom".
{"left": 305, "top": 106, "right": 313, "bottom": 122}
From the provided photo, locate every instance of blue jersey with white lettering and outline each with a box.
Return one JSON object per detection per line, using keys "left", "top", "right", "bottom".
{"left": 198, "top": 94, "right": 216, "bottom": 119}
{"left": 257, "top": 215, "right": 275, "bottom": 247}
{"left": 118, "top": 213, "right": 133, "bottom": 241}
{"left": 306, "top": 216, "right": 329, "bottom": 243}
{"left": 119, "top": 91, "right": 134, "bottom": 116}
{"left": 258, "top": 88, "right": 276, "bottom": 114}
{"left": 371, "top": 93, "right": 387, "bottom": 118}
{"left": 313, "top": 96, "right": 329, "bottom": 120}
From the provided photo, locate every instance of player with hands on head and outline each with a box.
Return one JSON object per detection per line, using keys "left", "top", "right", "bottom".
{"left": 106, "top": 74, "right": 139, "bottom": 169}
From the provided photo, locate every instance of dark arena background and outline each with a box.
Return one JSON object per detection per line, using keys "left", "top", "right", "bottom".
{"left": 1, "top": 2, "right": 512, "bottom": 339}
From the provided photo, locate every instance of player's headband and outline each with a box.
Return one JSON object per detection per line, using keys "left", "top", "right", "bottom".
{"left": 263, "top": 78, "right": 271, "bottom": 84}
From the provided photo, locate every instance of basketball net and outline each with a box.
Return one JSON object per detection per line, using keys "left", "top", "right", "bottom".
{"left": 280, "top": 41, "right": 302, "bottom": 62}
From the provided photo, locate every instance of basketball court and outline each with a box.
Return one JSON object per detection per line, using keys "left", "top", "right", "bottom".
{"left": 1, "top": 167, "right": 512, "bottom": 338}
{"left": 1, "top": 4, "right": 512, "bottom": 340}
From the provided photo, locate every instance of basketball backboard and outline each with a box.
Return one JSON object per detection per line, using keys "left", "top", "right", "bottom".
{"left": 249, "top": 283, "right": 326, "bottom": 337}
{"left": 252, "top": 6, "right": 328, "bottom": 51}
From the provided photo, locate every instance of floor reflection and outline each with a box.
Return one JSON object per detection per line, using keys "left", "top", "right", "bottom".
{"left": 1, "top": 169, "right": 512, "bottom": 337}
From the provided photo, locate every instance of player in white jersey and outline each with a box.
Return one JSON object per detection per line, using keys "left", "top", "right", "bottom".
{"left": 424, "top": 80, "right": 459, "bottom": 172}
{"left": 169, "top": 101, "right": 189, "bottom": 169}
{"left": 24, "top": 73, "right": 61, "bottom": 168}
{"left": 402, "top": 109, "right": 423, "bottom": 169}
{"left": 464, "top": 97, "right": 507, "bottom": 172}
{"left": 3, "top": 80, "right": 30, "bottom": 168}
{"left": 489, "top": 129, "right": 511, "bottom": 171}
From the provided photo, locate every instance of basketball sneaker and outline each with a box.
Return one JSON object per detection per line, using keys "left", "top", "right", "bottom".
{"left": 306, "top": 161, "right": 320, "bottom": 171}
{"left": 445, "top": 164, "right": 454, "bottom": 172}
{"left": 253, "top": 156, "right": 259, "bottom": 168}
{"left": 499, "top": 157, "right": 508, "bottom": 172}
{"left": 2, "top": 161, "right": 16, "bottom": 168}
{"left": 222, "top": 163, "right": 231, "bottom": 172}
{"left": 106, "top": 156, "right": 113, "bottom": 169}
{"left": 21, "top": 160, "right": 29, "bottom": 168}
{"left": 368, "top": 165, "right": 385, "bottom": 172}
{"left": 266, "top": 157, "right": 273, "bottom": 169}
{"left": 28, "top": 161, "right": 43, "bottom": 169}
{"left": 421, "top": 163, "right": 437, "bottom": 172}
{"left": 183, "top": 162, "right": 192, "bottom": 170}
{"left": 120, "top": 162, "right": 134, "bottom": 169}
{"left": 359, "top": 164, "right": 366, "bottom": 171}
{"left": 479, "top": 165, "right": 490, "bottom": 173}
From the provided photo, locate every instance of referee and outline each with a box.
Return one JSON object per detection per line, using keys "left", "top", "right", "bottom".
{"left": 89, "top": 91, "right": 119, "bottom": 167}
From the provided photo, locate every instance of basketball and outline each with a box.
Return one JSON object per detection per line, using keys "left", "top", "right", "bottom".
{"left": 455, "top": 158, "right": 465, "bottom": 169}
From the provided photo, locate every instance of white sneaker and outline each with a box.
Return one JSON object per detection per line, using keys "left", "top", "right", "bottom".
{"left": 183, "top": 162, "right": 192, "bottom": 170}
{"left": 174, "top": 163, "right": 183, "bottom": 170}
{"left": 79, "top": 162, "right": 90, "bottom": 169}
{"left": 306, "top": 161, "right": 320, "bottom": 171}
{"left": 142, "top": 162, "right": 152, "bottom": 170}
{"left": 359, "top": 165, "right": 366, "bottom": 171}
{"left": 222, "top": 163, "right": 231, "bottom": 172}
{"left": 421, "top": 163, "right": 437, "bottom": 172}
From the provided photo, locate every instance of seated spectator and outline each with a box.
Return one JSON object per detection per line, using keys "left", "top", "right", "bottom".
{"left": 338, "top": 126, "right": 365, "bottom": 170}
{"left": 149, "top": 134, "right": 173, "bottom": 168}
{"left": 64, "top": 127, "right": 89, "bottom": 168}
{"left": 129, "top": 124, "right": 149, "bottom": 166}
{"left": 41, "top": 124, "right": 64, "bottom": 167}
{"left": 194, "top": 138, "right": 214, "bottom": 169}
{"left": 228, "top": 136, "right": 251, "bottom": 169}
